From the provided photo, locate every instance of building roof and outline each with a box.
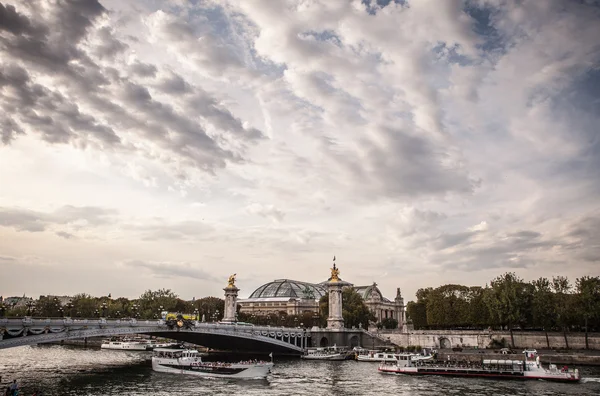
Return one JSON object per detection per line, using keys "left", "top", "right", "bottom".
{"left": 248, "top": 279, "right": 326, "bottom": 300}
{"left": 354, "top": 284, "right": 392, "bottom": 303}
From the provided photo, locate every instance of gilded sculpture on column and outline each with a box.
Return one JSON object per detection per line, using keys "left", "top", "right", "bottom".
{"left": 330, "top": 260, "right": 340, "bottom": 282}
{"left": 227, "top": 273, "right": 237, "bottom": 287}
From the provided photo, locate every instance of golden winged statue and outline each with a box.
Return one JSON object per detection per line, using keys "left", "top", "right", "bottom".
{"left": 227, "top": 273, "right": 237, "bottom": 287}
{"left": 330, "top": 263, "right": 340, "bottom": 282}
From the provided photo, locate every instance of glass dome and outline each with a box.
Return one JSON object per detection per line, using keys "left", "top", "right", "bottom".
{"left": 248, "top": 279, "right": 326, "bottom": 300}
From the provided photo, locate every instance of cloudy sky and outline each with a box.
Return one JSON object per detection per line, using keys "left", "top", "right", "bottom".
{"left": 1, "top": 0, "right": 599, "bottom": 302}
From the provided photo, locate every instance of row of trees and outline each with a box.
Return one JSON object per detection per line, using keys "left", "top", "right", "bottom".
{"left": 406, "top": 273, "right": 600, "bottom": 349}
{"left": 0, "top": 289, "right": 225, "bottom": 322}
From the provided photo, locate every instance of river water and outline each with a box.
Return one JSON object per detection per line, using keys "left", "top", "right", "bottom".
{"left": 1, "top": 346, "right": 600, "bottom": 395}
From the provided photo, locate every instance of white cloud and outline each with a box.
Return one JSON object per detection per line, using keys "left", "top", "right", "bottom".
{"left": 0, "top": 0, "right": 599, "bottom": 300}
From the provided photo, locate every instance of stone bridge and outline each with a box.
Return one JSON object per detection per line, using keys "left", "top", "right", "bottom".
{"left": 0, "top": 317, "right": 310, "bottom": 354}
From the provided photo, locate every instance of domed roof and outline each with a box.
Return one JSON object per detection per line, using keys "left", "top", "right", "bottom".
{"left": 355, "top": 283, "right": 390, "bottom": 302}
{"left": 248, "top": 279, "right": 326, "bottom": 300}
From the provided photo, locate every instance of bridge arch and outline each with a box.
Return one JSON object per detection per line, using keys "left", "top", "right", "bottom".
{"left": 319, "top": 336, "right": 328, "bottom": 347}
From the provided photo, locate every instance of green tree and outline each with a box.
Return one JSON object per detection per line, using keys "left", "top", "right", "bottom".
{"left": 71, "top": 294, "right": 99, "bottom": 318}
{"left": 552, "top": 276, "right": 572, "bottom": 349}
{"left": 380, "top": 317, "right": 398, "bottom": 329}
{"left": 194, "top": 297, "right": 224, "bottom": 322}
{"left": 319, "top": 288, "right": 375, "bottom": 329}
{"left": 138, "top": 289, "right": 178, "bottom": 319}
{"left": 531, "top": 277, "right": 555, "bottom": 348}
{"left": 485, "top": 272, "right": 527, "bottom": 347}
{"left": 575, "top": 276, "right": 600, "bottom": 349}
{"left": 467, "top": 286, "right": 491, "bottom": 328}
{"left": 406, "top": 287, "right": 432, "bottom": 329}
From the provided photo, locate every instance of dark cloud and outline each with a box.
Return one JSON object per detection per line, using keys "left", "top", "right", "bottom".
{"left": 0, "top": 2, "right": 47, "bottom": 36}
{"left": 0, "top": 1, "right": 264, "bottom": 174}
{"left": 122, "top": 260, "right": 218, "bottom": 281}
{"left": 434, "top": 231, "right": 479, "bottom": 250}
{"left": 94, "top": 26, "right": 128, "bottom": 58}
{"left": 339, "top": 126, "right": 475, "bottom": 199}
{"left": 508, "top": 231, "right": 542, "bottom": 240}
{"left": 0, "top": 64, "right": 120, "bottom": 145}
{"left": 129, "top": 61, "right": 157, "bottom": 78}
{"left": 0, "top": 205, "right": 117, "bottom": 232}
{"left": 56, "top": 231, "right": 75, "bottom": 239}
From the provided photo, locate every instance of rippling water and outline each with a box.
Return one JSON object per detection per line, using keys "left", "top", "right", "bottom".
{"left": 1, "top": 346, "right": 600, "bottom": 395}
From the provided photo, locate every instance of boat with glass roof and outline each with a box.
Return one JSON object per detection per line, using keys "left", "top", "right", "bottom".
{"left": 152, "top": 348, "right": 273, "bottom": 379}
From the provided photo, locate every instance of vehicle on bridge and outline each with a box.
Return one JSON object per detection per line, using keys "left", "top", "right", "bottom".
{"left": 163, "top": 312, "right": 195, "bottom": 321}
{"left": 152, "top": 348, "right": 273, "bottom": 379}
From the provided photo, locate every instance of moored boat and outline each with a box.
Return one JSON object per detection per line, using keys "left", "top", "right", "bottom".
{"left": 152, "top": 348, "right": 273, "bottom": 379}
{"left": 301, "top": 345, "right": 349, "bottom": 361}
{"left": 100, "top": 338, "right": 151, "bottom": 351}
{"left": 378, "top": 349, "right": 580, "bottom": 382}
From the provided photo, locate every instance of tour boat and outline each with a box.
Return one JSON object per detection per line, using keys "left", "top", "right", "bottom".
{"left": 378, "top": 349, "right": 580, "bottom": 382}
{"left": 301, "top": 346, "right": 349, "bottom": 361}
{"left": 356, "top": 350, "right": 428, "bottom": 365}
{"left": 152, "top": 348, "right": 273, "bottom": 379}
{"left": 101, "top": 338, "right": 151, "bottom": 351}
{"left": 146, "top": 341, "right": 180, "bottom": 350}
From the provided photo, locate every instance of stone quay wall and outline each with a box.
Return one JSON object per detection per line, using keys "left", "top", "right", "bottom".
{"left": 379, "top": 330, "right": 600, "bottom": 350}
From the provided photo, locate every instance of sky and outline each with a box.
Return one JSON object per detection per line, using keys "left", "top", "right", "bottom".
{"left": 0, "top": 0, "right": 599, "bottom": 302}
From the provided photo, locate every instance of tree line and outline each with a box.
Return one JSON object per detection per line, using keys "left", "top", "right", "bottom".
{"left": 0, "top": 289, "right": 225, "bottom": 322}
{"left": 406, "top": 273, "right": 600, "bottom": 349}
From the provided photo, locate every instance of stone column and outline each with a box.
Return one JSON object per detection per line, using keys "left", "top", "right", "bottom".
{"left": 222, "top": 274, "right": 239, "bottom": 323}
{"left": 325, "top": 261, "right": 352, "bottom": 330}
{"left": 327, "top": 281, "right": 344, "bottom": 329}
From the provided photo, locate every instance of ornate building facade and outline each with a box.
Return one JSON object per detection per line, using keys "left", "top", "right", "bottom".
{"left": 237, "top": 278, "right": 406, "bottom": 329}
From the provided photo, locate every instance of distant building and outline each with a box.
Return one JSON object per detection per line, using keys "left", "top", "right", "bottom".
{"left": 238, "top": 278, "right": 406, "bottom": 329}
{"left": 2, "top": 296, "right": 33, "bottom": 308}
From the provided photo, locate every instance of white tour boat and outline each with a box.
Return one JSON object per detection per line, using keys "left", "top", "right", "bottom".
{"left": 101, "top": 338, "right": 151, "bottom": 351}
{"left": 379, "top": 349, "right": 580, "bottom": 382}
{"left": 152, "top": 348, "right": 273, "bottom": 379}
{"left": 301, "top": 345, "right": 349, "bottom": 361}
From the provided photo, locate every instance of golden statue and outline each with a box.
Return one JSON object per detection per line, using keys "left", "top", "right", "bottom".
{"left": 227, "top": 273, "right": 237, "bottom": 287}
{"left": 330, "top": 263, "right": 340, "bottom": 282}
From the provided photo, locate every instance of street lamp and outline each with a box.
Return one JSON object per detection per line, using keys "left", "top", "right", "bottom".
{"left": 66, "top": 302, "right": 74, "bottom": 317}
{"left": 58, "top": 307, "right": 64, "bottom": 317}
{"left": 0, "top": 303, "right": 6, "bottom": 318}
{"left": 101, "top": 302, "right": 107, "bottom": 318}
{"left": 193, "top": 308, "right": 199, "bottom": 321}
{"left": 53, "top": 297, "right": 59, "bottom": 316}
{"left": 26, "top": 300, "right": 35, "bottom": 316}
{"left": 132, "top": 304, "right": 139, "bottom": 318}
{"left": 158, "top": 306, "right": 164, "bottom": 319}
{"left": 94, "top": 309, "right": 100, "bottom": 318}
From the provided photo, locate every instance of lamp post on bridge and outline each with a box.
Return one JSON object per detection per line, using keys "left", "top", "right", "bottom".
{"left": 0, "top": 303, "right": 6, "bottom": 318}
{"left": 101, "top": 302, "right": 107, "bottom": 318}
{"left": 132, "top": 304, "right": 139, "bottom": 318}
{"left": 26, "top": 300, "right": 35, "bottom": 317}
{"left": 158, "top": 306, "right": 164, "bottom": 320}
{"left": 193, "top": 308, "right": 199, "bottom": 321}
{"left": 94, "top": 309, "right": 100, "bottom": 318}
{"left": 66, "top": 302, "right": 73, "bottom": 318}
{"left": 58, "top": 306, "right": 64, "bottom": 318}
{"left": 53, "top": 297, "right": 60, "bottom": 317}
